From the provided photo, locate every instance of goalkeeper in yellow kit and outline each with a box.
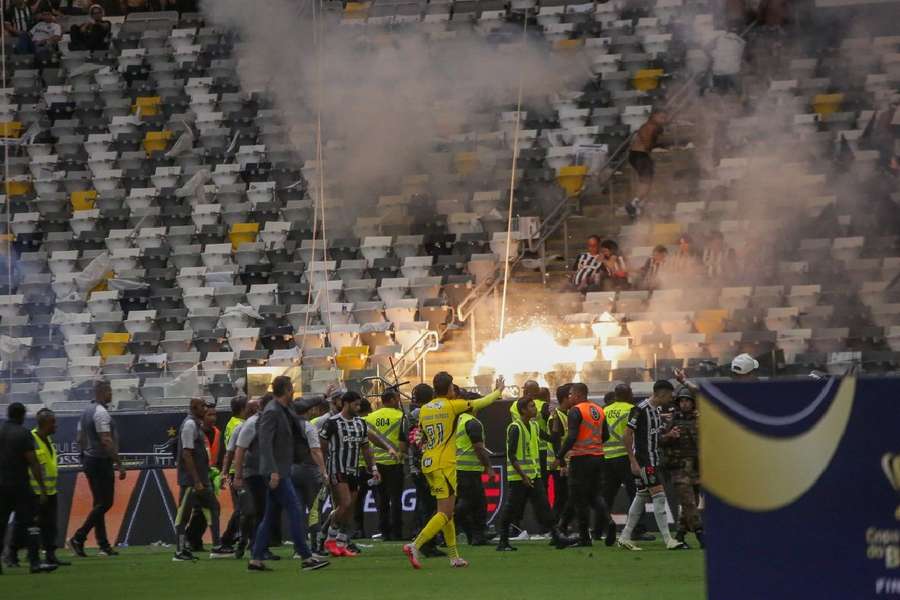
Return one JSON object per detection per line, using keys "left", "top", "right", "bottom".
{"left": 404, "top": 372, "right": 505, "bottom": 569}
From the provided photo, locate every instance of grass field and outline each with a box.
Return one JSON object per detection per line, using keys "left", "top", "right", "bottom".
{"left": 1, "top": 540, "right": 706, "bottom": 599}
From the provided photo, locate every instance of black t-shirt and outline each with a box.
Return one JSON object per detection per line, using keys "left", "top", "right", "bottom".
{"left": 0, "top": 421, "right": 36, "bottom": 488}
{"left": 464, "top": 418, "right": 484, "bottom": 445}
{"left": 627, "top": 399, "right": 662, "bottom": 467}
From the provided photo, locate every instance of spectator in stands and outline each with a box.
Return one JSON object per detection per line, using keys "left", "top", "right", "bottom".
{"left": 669, "top": 234, "right": 701, "bottom": 278}
{"left": 731, "top": 353, "right": 759, "bottom": 379}
{"left": 706, "top": 25, "right": 745, "bottom": 95}
{"left": 4, "top": 0, "right": 35, "bottom": 40}
{"left": 757, "top": 0, "right": 791, "bottom": 29}
{"left": 725, "top": 0, "right": 749, "bottom": 30}
{"left": 701, "top": 231, "right": 736, "bottom": 280}
{"left": 69, "top": 4, "right": 111, "bottom": 51}
{"left": 627, "top": 110, "right": 668, "bottom": 220}
{"left": 15, "top": 11, "right": 61, "bottom": 58}
{"left": 599, "top": 239, "right": 629, "bottom": 291}
{"left": 572, "top": 235, "right": 605, "bottom": 292}
{"left": 638, "top": 245, "right": 668, "bottom": 290}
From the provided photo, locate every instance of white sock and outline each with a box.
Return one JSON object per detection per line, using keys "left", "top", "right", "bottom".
{"left": 652, "top": 492, "right": 673, "bottom": 545}
{"left": 621, "top": 491, "right": 648, "bottom": 541}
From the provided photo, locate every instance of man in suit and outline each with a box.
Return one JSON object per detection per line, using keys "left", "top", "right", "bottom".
{"left": 247, "top": 376, "right": 329, "bottom": 572}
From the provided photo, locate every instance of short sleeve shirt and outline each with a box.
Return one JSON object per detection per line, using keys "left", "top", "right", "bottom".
{"left": 93, "top": 404, "right": 111, "bottom": 434}
{"left": 0, "top": 421, "right": 36, "bottom": 488}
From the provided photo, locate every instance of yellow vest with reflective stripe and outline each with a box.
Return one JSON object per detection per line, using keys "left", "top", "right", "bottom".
{"left": 456, "top": 412, "right": 484, "bottom": 472}
{"left": 603, "top": 401, "right": 632, "bottom": 459}
{"left": 365, "top": 407, "right": 404, "bottom": 466}
{"left": 510, "top": 398, "right": 551, "bottom": 453}
{"left": 506, "top": 418, "right": 539, "bottom": 482}
{"left": 547, "top": 408, "right": 569, "bottom": 471}
{"left": 29, "top": 429, "right": 58, "bottom": 496}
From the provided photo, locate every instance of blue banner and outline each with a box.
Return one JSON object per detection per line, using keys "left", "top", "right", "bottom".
{"left": 700, "top": 377, "right": 900, "bottom": 599}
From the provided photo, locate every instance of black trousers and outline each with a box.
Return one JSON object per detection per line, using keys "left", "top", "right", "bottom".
{"left": 239, "top": 475, "right": 268, "bottom": 551}
{"left": 174, "top": 485, "right": 220, "bottom": 551}
{"left": 455, "top": 470, "right": 487, "bottom": 541}
{"left": 73, "top": 456, "right": 115, "bottom": 548}
{"left": 499, "top": 479, "right": 556, "bottom": 541}
{"left": 11, "top": 493, "right": 58, "bottom": 557}
{"left": 569, "top": 455, "right": 611, "bottom": 540}
{"left": 220, "top": 479, "right": 241, "bottom": 547}
{"left": 374, "top": 463, "right": 404, "bottom": 540}
{"left": 548, "top": 470, "right": 574, "bottom": 529}
{"left": 0, "top": 485, "right": 41, "bottom": 566}
{"left": 354, "top": 467, "right": 371, "bottom": 537}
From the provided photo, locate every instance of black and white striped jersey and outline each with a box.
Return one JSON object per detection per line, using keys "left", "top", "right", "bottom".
{"left": 626, "top": 399, "right": 662, "bottom": 467}
{"left": 319, "top": 413, "right": 368, "bottom": 476}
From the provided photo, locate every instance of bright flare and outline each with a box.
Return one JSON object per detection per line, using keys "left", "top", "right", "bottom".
{"left": 471, "top": 327, "right": 598, "bottom": 383}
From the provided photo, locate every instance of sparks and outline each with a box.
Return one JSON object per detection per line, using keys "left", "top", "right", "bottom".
{"left": 471, "top": 327, "right": 598, "bottom": 385}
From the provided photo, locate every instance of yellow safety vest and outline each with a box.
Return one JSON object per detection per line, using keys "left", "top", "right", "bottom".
{"left": 30, "top": 429, "right": 58, "bottom": 496}
{"left": 506, "top": 418, "right": 539, "bottom": 482}
{"left": 510, "top": 398, "right": 551, "bottom": 453}
{"left": 455, "top": 412, "right": 484, "bottom": 472}
{"left": 603, "top": 401, "right": 632, "bottom": 459}
{"left": 547, "top": 407, "right": 569, "bottom": 471}
{"left": 365, "top": 407, "right": 404, "bottom": 466}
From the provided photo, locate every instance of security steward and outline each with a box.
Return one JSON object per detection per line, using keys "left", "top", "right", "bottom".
{"left": 497, "top": 398, "right": 572, "bottom": 551}
{"left": 455, "top": 406, "right": 494, "bottom": 545}
{"left": 548, "top": 384, "right": 576, "bottom": 530}
{"left": 365, "top": 388, "right": 407, "bottom": 541}
{"left": 662, "top": 386, "right": 704, "bottom": 548}
{"left": 510, "top": 381, "right": 552, "bottom": 489}
{"left": 9, "top": 408, "right": 69, "bottom": 567}
{"left": 555, "top": 383, "right": 613, "bottom": 547}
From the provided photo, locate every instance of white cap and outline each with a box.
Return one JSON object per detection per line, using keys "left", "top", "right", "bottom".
{"left": 731, "top": 353, "right": 759, "bottom": 375}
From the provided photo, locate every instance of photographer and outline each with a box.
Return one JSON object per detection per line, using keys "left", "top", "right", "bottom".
{"left": 69, "top": 4, "right": 110, "bottom": 51}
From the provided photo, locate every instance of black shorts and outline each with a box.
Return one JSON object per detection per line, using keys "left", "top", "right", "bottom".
{"left": 634, "top": 464, "right": 662, "bottom": 492}
{"left": 628, "top": 150, "right": 654, "bottom": 182}
{"left": 330, "top": 472, "right": 360, "bottom": 492}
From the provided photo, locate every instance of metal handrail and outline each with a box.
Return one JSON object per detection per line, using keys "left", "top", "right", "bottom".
{"left": 454, "top": 19, "right": 760, "bottom": 326}
{"left": 389, "top": 328, "right": 440, "bottom": 380}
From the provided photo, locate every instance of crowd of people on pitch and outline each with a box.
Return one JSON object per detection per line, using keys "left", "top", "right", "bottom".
{"left": 0, "top": 366, "right": 712, "bottom": 574}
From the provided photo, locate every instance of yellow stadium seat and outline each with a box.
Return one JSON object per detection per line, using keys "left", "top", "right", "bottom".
{"left": 143, "top": 130, "right": 173, "bottom": 155}
{"left": 0, "top": 121, "right": 23, "bottom": 138}
{"left": 133, "top": 96, "right": 162, "bottom": 117}
{"left": 343, "top": 1, "right": 370, "bottom": 18}
{"left": 812, "top": 93, "right": 843, "bottom": 116}
{"left": 335, "top": 345, "right": 369, "bottom": 372}
{"left": 4, "top": 180, "right": 32, "bottom": 196}
{"left": 91, "top": 270, "right": 114, "bottom": 294}
{"left": 695, "top": 309, "right": 729, "bottom": 335}
{"left": 98, "top": 332, "right": 130, "bottom": 358}
{"left": 633, "top": 69, "right": 665, "bottom": 92}
{"left": 230, "top": 223, "right": 260, "bottom": 249}
{"left": 554, "top": 39, "right": 585, "bottom": 52}
{"left": 652, "top": 222, "right": 682, "bottom": 245}
{"left": 557, "top": 165, "right": 588, "bottom": 197}
{"left": 454, "top": 152, "right": 479, "bottom": 176}
{"left": 71, "top": 190, "right": 98, "bottom": 211}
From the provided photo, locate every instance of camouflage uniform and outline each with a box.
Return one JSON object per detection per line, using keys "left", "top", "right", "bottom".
{"left": 662, "top": 405, "right": 702, "bottom": 536}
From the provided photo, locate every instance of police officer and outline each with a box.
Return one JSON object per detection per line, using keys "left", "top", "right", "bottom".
{"left": 555, "top": 383, "right": 612, "bottom": 547}
{"left": 662, "top": 386, "right": 704, "bottom": 548}
{"left": 455, "top": 404, "right": 494, "bottom": 545}
{"left": 365, "top": 388, "right": 407, "bottom": 541}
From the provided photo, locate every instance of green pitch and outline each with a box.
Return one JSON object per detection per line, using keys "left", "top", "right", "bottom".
{"left": 2, "top": 541, "right": 705, "bottom": 599}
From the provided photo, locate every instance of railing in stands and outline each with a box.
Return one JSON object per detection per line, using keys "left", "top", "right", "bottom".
{"left": 387, "top": 328, "right": 441, "bottom": 380}
{"left": 455, "top": 20, "right": 757, "bottom": 325}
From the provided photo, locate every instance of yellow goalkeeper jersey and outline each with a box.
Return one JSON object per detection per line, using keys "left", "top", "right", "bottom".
{"left": 419, "top": 390, "right": 501, "bottom": 473}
